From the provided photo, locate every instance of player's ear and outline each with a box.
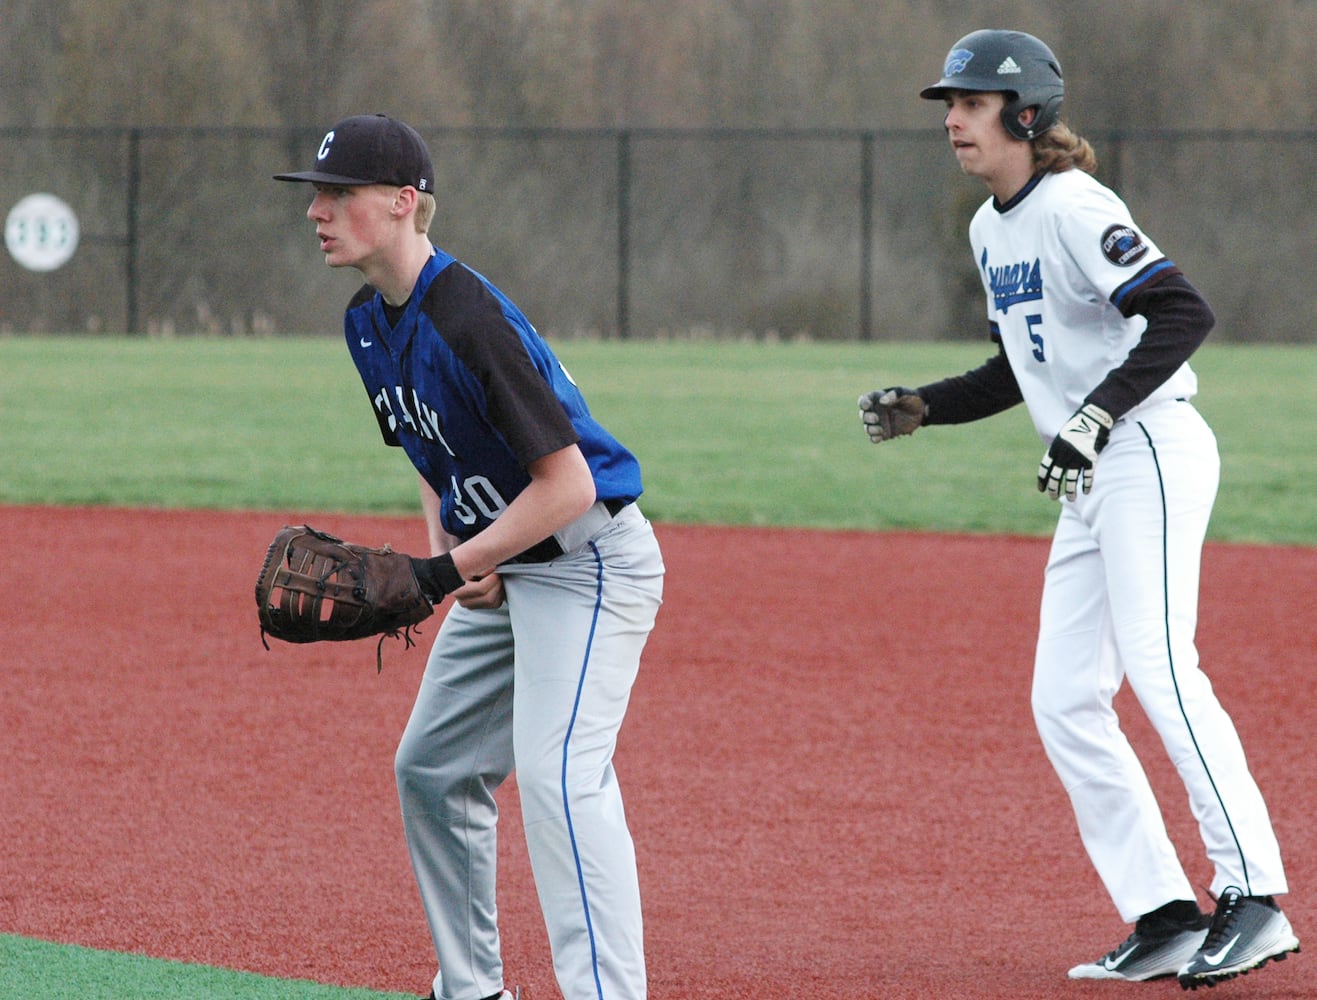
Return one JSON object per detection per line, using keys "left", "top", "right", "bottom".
{"left": 391, "top": 185, "right": 418, "bottom": 219}
{"left": 1018, "top": 106, "right": 1039, "bottom": 129}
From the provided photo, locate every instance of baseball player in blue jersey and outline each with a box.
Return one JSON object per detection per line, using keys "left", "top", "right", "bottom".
{"left": 275, "top": 114, "right": 664, "bottom": 1000}
{"left": 858, "top": 31, "right": 1299, "bottom": 989}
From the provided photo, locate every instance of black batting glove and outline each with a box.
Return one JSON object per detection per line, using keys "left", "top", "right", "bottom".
{"left": 858, "top": 387, "right": 926, "bottom": 443}
{"left": 410, "top": 552, "right": 465, "bottom": 602}
{"left": 1037, "top": 403, "right": 1114, "bottom": 501}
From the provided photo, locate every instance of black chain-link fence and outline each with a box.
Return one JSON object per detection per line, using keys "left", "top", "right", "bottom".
{"left": 1, "top": 125, "right": 1312, "bottom": 342}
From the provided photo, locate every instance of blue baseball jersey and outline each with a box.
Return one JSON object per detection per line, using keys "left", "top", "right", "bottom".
{"left": 344, "top": 248, "right": 642, "bottom": 541}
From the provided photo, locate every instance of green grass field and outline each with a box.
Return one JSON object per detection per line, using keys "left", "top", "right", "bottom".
{"left": 0, "top": 935, "right": 416, "bottom": 1000}
{"left": 1, "top": 334, "right": 1313, "bottom": 998}
{"left": 2, "top": 334, "right": 1314, "bottom": 544}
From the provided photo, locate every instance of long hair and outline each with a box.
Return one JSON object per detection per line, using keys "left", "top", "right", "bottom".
{"left": 1032, "top": 121, "right": 1097, "bottom": 175}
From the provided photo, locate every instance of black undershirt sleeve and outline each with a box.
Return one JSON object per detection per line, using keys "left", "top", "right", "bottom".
{"left": 916, "top": 341, "right": 1024, "bottom": 425}
{"left": 916, "top": 273, "right": 1213, "bottom": 426}
{"left": 1083, "top": 273, "right": 1215, "bottom": 420}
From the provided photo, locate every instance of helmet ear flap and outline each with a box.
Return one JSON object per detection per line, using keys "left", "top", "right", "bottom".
{"left": 1001, "top": 92, "right": 1063, "bottom": 141}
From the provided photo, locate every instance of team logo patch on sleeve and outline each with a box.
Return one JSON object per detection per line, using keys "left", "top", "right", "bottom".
{"left": 1101, "top": 224, "right": 1150, "bottom": 267}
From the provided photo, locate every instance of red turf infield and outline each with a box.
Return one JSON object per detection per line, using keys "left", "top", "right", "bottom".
{"left": 2, "top": 505, "right": 1314, "bottom": 999}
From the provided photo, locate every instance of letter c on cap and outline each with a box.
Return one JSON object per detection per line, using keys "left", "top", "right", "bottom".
{"left": 317, "top": 130, "right": 335, "bottom": 161}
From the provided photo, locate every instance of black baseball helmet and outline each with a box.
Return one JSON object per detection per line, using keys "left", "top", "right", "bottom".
{"left": 920, "top": 29, "right": 1064, "bottom": 140}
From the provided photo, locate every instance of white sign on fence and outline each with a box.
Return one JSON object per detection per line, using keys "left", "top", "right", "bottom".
{"left": 5, "top": 193, "right": 80, "bottom": 272}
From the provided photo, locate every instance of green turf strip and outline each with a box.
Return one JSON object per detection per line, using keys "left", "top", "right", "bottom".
{"left": 0, "top": 935, "right": 414, "bottom": 1000}
{"left": 1, "top": 336, "right": 1313, "bottom": 544}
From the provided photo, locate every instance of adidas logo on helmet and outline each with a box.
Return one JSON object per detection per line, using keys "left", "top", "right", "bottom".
{"left": 997, "top": 56, "right": 1022, "bottom": 75}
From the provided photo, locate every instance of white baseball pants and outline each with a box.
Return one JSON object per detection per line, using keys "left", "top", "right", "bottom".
{"left": 1031, "top": 400, "right": 1287, "bottom": 923}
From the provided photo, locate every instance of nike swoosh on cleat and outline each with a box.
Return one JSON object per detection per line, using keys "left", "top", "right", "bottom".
{"left": 1202, "top": 934, "right": 1241, "bottom": 967}
{"left": 1104, "top": 942, "right": 1140, "bottom": 970}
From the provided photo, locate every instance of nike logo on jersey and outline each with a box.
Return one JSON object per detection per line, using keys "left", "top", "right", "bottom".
{"left": 360, "top": 337, "right": 373, "bottom": 347}
{"left": 1202, "top": 934, "right": 1241, "bottom": 967}
{"left": 982, "top": 248, "right": 1044, "bottom": 312}
{"left": 1103, "top": 942, "right": 1140, "bottom": 970}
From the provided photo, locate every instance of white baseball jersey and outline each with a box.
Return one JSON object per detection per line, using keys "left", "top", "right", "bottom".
{"left": 969, "top": 169, "right": 1197, "bottom": 440}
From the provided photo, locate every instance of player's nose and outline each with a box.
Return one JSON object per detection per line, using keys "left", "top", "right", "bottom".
{"left": 306, "top": 192, "right": 331, "bottom": 222}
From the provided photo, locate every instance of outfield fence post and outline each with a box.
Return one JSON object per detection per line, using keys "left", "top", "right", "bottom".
{"left": 616, "top": 128, "right": 632, "bottom": 340}
{"left": 859, "top": 131, "right": 875, "bottom": 342}
{"left": 125, "top": 127, "right": 141, "bottom": 335}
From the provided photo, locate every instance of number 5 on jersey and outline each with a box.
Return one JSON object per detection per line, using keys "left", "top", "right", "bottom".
{"left": 1026, "top": 313, "right": 1045, "bottom": 362}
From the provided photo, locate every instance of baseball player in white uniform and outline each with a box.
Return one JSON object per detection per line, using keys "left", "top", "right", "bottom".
{"left": 857, "top": 30, "right": 1300, "bottom": 989}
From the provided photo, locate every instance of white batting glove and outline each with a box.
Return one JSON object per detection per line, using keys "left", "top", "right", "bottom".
{"left": 1037, "top": 403, "right": 1114, "bottom": 501}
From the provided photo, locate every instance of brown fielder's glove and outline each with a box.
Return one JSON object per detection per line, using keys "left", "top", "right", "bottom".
{"left": 255, "top": 525, "right": 434, "bottom": 669}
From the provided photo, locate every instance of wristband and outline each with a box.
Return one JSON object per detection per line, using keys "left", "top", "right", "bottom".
{"left": 410, "top": 552, "right": 465, "bottom": 601}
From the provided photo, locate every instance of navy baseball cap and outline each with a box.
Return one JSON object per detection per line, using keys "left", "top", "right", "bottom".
{"left": 273, "top": 114, "right": 434, "bottom": 191}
